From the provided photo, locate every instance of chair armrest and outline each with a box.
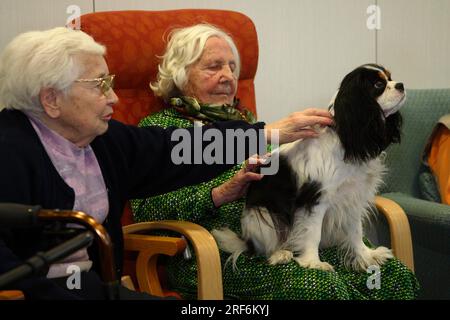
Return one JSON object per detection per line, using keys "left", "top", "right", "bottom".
{"left": 123, "top": 233, "right": 185, "bottom": 296}
{"left": 375, "top": 196, "right": 414, "bottom": 271}
{"left": 382, "top": 192, "right": 450, "bottom": 224}
{"left": 123, "top": 220, "right": 223, "bottom": 300}
{"left": 381, "top": 192, "right": 450, "bottom": 254}
{"left": 381, "top": 192, "right": 450, "bottom": 299}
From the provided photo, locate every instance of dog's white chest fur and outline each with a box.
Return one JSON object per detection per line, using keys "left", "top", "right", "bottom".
{"left": 281, "top": 128, "right": 385, "bottom": 248}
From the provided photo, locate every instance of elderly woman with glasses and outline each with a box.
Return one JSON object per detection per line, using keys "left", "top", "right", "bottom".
{"left": 0, "top": 27, "right": 334, "bottom": 300}
{"left": 131, "top": 24, "right": 419, "bottom": 300}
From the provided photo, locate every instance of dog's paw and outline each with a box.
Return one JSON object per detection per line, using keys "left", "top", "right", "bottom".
{"left": 369, "top": 246, "right": 394, "bottom": 265}
{"left": 268, "top": 250, "right": 293, "bottom": 265}
{"left": 294, "top": 256, "right": 335, "bottom": 272}
{"left": 349, "top": 246, "right": 394, "bottom": 271}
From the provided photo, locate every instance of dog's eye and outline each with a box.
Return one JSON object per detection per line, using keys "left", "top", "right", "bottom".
{"left": 374, "top": 81, "right": 385, "bottom": 89}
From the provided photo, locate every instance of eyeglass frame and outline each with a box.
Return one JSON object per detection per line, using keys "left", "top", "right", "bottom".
{"left": 74, "top": 74, "right": 115, "bottom": 95}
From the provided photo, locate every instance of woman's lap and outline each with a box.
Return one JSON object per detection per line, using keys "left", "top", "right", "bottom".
{"left": 168, "top": 246, "right": 419, "bottom": 300}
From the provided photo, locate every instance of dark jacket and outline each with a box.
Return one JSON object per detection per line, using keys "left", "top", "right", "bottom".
{"left": 0, "top": 109, "right": 264, "bottom": 299}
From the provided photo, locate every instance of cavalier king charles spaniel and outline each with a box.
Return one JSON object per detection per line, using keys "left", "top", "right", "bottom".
{"left": 212, "top": 63, "right": 405, "bottom": 272}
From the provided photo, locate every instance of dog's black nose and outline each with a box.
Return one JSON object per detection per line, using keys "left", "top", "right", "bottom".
{"left": 395, "top": 83, "right": 404, "bottom": 92}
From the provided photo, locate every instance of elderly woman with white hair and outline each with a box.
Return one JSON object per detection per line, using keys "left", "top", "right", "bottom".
{"left": 0, "top": 26, "right": 334, "bottom": 300}
{"left": 131, "top": 24, "right": 419, "bottom": 300}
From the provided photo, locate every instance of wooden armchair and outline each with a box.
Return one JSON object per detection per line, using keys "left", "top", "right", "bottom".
{"left": 78, "top": 9, "right": 414, "bottom": 300}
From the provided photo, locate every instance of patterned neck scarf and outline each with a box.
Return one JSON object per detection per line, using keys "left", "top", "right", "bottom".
{"left": 170, "top": 96, "right": 256, "bottom": 124}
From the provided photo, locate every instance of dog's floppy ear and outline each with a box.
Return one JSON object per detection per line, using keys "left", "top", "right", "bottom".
{"left": 333, "top": 72, "right": 387, "bottom": 162}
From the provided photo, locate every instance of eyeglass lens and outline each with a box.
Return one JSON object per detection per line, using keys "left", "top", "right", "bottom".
{"left": 100, "top": 75, "right": 114, "bottom": 94}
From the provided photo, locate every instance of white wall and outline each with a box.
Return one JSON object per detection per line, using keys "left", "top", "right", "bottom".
{"left": 0, "top": 1, "right": 93, "bottom": 49}
{"left": 1, "top": 0, "right": 450, "bottom": 123}
{"left": 378, "top": 0, "right": 450, "bottom": 90}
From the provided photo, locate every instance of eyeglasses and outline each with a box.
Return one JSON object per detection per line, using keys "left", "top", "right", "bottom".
{"left": 74, "top": 74, "right": 115, "bottom": 95}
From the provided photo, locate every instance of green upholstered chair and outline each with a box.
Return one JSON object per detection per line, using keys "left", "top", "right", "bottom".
{"left": 375, "top": 89, "right": 450, "bottom": 299}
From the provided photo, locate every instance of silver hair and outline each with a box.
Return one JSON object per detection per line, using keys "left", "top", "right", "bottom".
{"left": 150, "top": 23, "right": 241, "bottom": 101}
{"left": 0, "top": 27, "right": 105, "bottom": 115}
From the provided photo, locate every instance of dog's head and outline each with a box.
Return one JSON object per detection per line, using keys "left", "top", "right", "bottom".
{"left": 329, "top": 63, "right": 405, "bottom": 163}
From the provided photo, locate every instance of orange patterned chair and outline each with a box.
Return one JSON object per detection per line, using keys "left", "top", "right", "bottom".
{"left": 79, "top": 9, "right": 259, "bottom": 299}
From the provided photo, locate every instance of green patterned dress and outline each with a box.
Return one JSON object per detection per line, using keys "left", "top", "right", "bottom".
{"left": 131, "top": 107, "right": 419, "bottom": 300}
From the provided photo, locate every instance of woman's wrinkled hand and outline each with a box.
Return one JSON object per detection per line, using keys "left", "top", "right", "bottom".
{"left": 264, "top": 108, "right": 334, "bottom": 144}
{"left": 211, "top": 155, "right": 266, "bottom": 208}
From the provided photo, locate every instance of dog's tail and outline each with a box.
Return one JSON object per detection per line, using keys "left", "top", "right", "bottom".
{"left": 211, "top": 228, "right": 248, "bottom": 271}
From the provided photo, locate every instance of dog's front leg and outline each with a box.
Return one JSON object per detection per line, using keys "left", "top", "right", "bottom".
{"left": 289, "top": 204, "right": 334, "bottom": 271}
{"left": 342, "top": 215, "right": 393, "bottom": 272}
